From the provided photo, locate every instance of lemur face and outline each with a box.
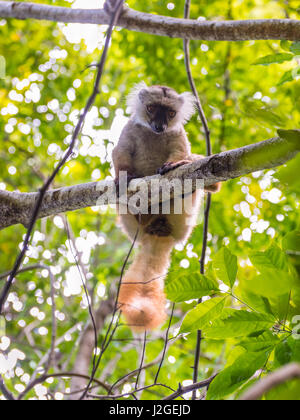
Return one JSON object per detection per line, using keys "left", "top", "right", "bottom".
{"left": 138, "top": 86, "right": 183, "bottom": 134}
{"left": 127, "top": 83, "right": 196, "bottom": 134}
{"left": 144, "top": 103, "right": 177, "bottom": 134}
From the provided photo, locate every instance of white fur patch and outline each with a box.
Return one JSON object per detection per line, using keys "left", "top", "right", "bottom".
{"left": 127, "top": 81, "right": 148, "bottom": 112}
{"left": 179, "top": 92, "right": 197, "bottom": 124}
{"left": 127, "top": 83, "right": 196, "bottom": 126}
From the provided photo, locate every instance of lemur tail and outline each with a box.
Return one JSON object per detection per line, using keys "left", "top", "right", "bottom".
{"left": 118, "top": 234, "right": 175, "bottom": 331}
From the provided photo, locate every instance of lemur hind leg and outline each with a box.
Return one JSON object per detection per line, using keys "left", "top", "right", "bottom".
{"left": 144, "top": 216, "right": 173, "bottom": 237}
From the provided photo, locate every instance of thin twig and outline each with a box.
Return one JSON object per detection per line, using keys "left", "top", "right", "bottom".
{"left": 79, "top": 213, "right": 138, "bottom": 399}
{"left": 108, "top": 334, "right": 182, "bottom": 394}
{"left": 0, "top": 264, "right": 46, "bottom": 281}
{"left": 154, "top": 302, "right": 175, "bottom": 384}
{"left": 64, "top": 218, "right": 98, "bottom": 386}
{"left": 88, "top": 383, "right": 178, "bottom": 400}
{"left": 0, "top": 375, "right": 15, "bottom": 400}
{"left": 162, "top": 374, "right": 217, "bottom": 400}
{"left": 44, "top": 265, "right": 57, "bottom": 374}
{"left": 3, "top": 263, "right": 57, "bottom": 400}
{"left": 219, "top": 0, "right": 233, "bottom": 150}
{"left": 0, "top": 0, "right": 124, "bottom": 315}
{"left": 183, "top": 1, "right": 211, "bottom": 157}
{"left": 17, "top": 372, "right": 111, "bottom": 400}
{"left": 135, "top": 331, "right": 147, "bottom": 392}
{"left": 183, "top": 0, "right": 213, "bottom": 400}
{"left": 199, "top": 193, "right": 212, "bottom": 273}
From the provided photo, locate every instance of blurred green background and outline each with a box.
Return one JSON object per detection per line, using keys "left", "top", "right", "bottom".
{"left": 0, "top": 0, "right": 299, "bottom": 400}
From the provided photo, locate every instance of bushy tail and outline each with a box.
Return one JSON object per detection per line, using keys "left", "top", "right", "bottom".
{"left": 118, "top": 235, "right": 175, "bottom": 331}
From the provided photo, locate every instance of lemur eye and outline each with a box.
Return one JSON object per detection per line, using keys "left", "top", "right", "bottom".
{"left": 168, "top": 110, "right": 176, "bottom": 119}
{"left": 147, "top": 105, "right": 155, "bottom": 113}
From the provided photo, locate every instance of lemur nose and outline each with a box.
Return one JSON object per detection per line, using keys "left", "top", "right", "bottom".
{"left": 155, "top": 124, "right": 164, "bottom": 133}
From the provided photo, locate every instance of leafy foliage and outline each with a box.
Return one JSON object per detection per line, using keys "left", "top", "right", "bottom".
{"left": 0, "top": 0, "right": 299, "bottom": 401}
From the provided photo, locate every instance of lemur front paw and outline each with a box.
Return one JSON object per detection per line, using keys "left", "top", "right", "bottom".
{"left": 157, "top": 160, "right": 191, "bottom": 176}
{"left": 115, "top": 173, "right": 138, "bottom": 196}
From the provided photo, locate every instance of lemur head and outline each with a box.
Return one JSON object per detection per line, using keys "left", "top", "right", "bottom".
{"left": 127, "top": 83, "right": 196, "bottom": 134}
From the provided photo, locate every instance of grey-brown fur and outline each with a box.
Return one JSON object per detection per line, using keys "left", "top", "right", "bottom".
{"left": 145, "top": 216, "right": 173, "bottom": 237}
{"left": 113, "top": 83, "right": 197, "bottom": 180}
{"left": 113, "top": 84, "right": 211, "bottom": 330}
{"left": 112, "top": 84, "right": 221, "bottom": 244}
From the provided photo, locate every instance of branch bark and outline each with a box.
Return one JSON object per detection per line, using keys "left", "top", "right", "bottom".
{"left": 0, "top": 1, "right": 300, "bottom": 41}
{"left": 69, "top": 298, "right": 115, "bottom": 400}
{"left": 240, "top": 363, "right": 300, "bottom": 400}
{"left": 0, "top": 375, "right": 15, "bottom": 400}
{"left": 163, "top": 374, "right": 217, "bottom": 400}
{"left": 0, "top": 136, "right": 298, "bottom": 231}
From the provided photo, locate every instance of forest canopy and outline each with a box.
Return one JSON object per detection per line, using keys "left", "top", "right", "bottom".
{"left": 0, "top": 0, "right": 299, "bottom": 401}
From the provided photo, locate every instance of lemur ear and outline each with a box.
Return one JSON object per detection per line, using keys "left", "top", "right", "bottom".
{"left": 127, "top": 82, "right": 148, "bottom": 110}
{"left": 138, "top": 89, "right": 150, "bottom": 104}
{"left": 179, "top": 92, "right": 196, "bottom": 123}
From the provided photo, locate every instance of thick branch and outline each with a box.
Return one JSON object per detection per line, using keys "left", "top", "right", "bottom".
{"left": 0, "top": 136, "right": 298, "bottom": 230}
{"left": 240, "top": 363, "right": 300, "bottom": 400}
{"left": 0, "top": 1, "right": 299, "bottom": 41}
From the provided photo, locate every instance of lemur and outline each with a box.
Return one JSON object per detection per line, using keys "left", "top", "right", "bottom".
{"left": 112, "top": 83, "right": 220, "bottom": 331}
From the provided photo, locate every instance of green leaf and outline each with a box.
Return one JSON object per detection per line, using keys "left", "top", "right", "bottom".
{"left": 275, "top": 336, "right": 300, "bottom": 366}
{"left": 245, "top": 273, "right": 293, "bottom": 299}
{"left": 282, "top": 231, "right": 300, "bottom": 254}
{"left": 180, "top": 297, "right": 227, "bottom": 333}
{"left": 278, "top": 68, "right": 300, "bottom": 85}
{"left": 206, "top": 351, "right": 270, "bottom": 400}
{"left": 241, "top": 100, "right": 286, "bottom": 127}
{"left": 290, "top": 42, "right": 300, "bottom": 55}
{"left": 280, "top": 40, "right": 291, "bottom": 52}
{"left": 203, "top": 310, "right": 275, "bottom": 340}
{"left": 250, "top": 244, "right": 290, "bottom": 273}
{"left": 275, "top": 340, "right": 293, "bottom": 366}
{"left": 247, "top": 245, "right": 294, "bottom": 298}
{"left": 238, "top": 288, "right": 274, "bottom": 316}
{"left": 213, "top": 247, "right": 238, "bottom": 289}
{"left": 239, "top": 331, "right": 280, "bottom": 352}
{"left": 268, "top": 293, "right": 292, "bottom": 321}
{"left": 254, "top": 53, "right": 294, "bottom": 65}
{"left": 276, "top": 155, "right": 300, "bottom": 194}
{"left": 277, "top": 129, "right": 300, "bottom": 142}
{"left": 240, "top": 284, "right": 290, "bottom": 321}
{"left": 165, "top": 272, "right": 219, "bottom": 303}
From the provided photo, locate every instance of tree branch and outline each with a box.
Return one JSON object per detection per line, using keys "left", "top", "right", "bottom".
{"left": 183, "top": 0, "right": 212, "bottom": 399}
{"left": 69, "top": 298, "right": 115, "bottom": 400}
{"left": 0, "top": 375, "right": 15, "bottom": 400}
{"left": 0, "top": 1, "right": 300, "bottom": 41}
{"left": 240, "top": 363, "right": 300, "bottom": 400}
{"left": 0, "top": 0, "right": 125, "bottom": 315}
{"left": 0, "top": 136, "right": 298, "bottom": 231}
{"left": 162, "top": 374, "right": 217, "bottom": 400}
